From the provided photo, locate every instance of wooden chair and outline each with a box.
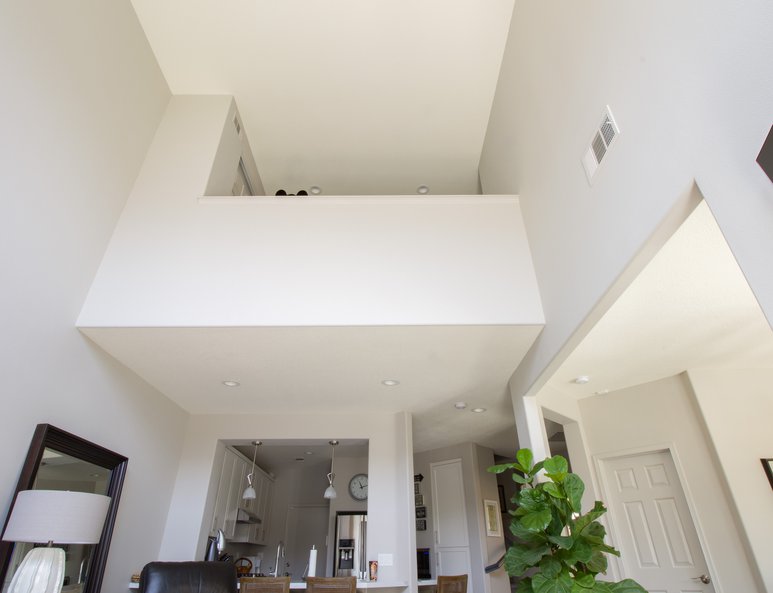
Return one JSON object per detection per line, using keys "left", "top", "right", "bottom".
{"left": 304, "top": 576, "right": 357, "bottom": 593}
{"left": 436, "top": 574, "right": 468, "bottom": 593}
{"left": 239, "top": 576, "right": 291, "bottom": 593}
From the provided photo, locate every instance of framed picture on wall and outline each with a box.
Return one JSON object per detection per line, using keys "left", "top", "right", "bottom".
{"left": 416, "top": 519, "right": 426, "bottom": 531}
{"left": 484, "top": 499, "right": 501, "bottom": 537}
{"left": 416, "top": 506, "right": 427, "bottom": 519}
{"left": 415, "top": 494, "right": 424, "bottom": 506}
{"left": 414, "top": 482, "right": 421, "bottom": 496}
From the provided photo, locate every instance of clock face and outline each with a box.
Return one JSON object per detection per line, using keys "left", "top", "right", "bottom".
{"left": 348, "top": 473, "right": 368, "bottom": 500}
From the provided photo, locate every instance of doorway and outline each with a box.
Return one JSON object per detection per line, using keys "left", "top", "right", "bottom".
{"left": 598, "top": 449, "right": 714, "bottom": 592}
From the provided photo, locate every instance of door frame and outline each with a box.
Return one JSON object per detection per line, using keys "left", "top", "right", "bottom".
{"left": 593, "top": 443, "right": 721, "bottom": 591}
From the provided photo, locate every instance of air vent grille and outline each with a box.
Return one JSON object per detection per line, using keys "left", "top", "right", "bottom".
{"left": 582, "top": 106, "right": 620, "bottom": 184}
{"left": 233, "top": 115, "right": 242, "bottom": 135}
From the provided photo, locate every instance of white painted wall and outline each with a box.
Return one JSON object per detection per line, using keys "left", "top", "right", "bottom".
{"left": 78, "top": 94, "right": 543, "bottom": 328}
{"left": 481, "top": 0, "right": 773, "bottom": 400}
{"left": 579, "top": 375, "right": 761, "bottom": 592}
{"left": 159, "top": 412, "right": 414, "bottom": 588}
{"left": 687, "top": 369, "right": 773, "bottom": 591}
{"left": 413, "top": 443, "right": 508, "bottom": 593}
{"left": 0, "top": 2, "right": 190, "bottom": 592}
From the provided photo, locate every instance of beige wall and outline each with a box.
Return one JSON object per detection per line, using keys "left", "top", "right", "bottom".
{"left": 482, "top": 0, "right": 773, "bottom": 402}
{"left": 414, "top": 443, "right": 509, "bottom": 593}
{"left": 579, "top": 374, "right": 761, "bottom": 592}
{"left": 0, "top": 2, "right": 191, "bottom": 592}
{"left": 688, "top": 368, "right": 773, "bottom": 591}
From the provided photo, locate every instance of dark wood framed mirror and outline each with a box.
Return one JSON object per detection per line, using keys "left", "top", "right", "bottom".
{"left": 0, "top": 424, "right": 128, "bottom": 593}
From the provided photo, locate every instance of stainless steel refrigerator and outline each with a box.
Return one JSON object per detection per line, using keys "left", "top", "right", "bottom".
{"left": 333, "top": 512, "right": 367, "bottom": 579}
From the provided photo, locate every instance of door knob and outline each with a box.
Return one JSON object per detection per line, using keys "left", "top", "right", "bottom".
{"left": 693, "top": 574, "right": 711, "bottom": 584}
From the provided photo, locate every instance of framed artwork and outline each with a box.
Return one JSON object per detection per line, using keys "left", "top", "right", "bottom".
{"left": 416, "top": 519, "right": 427, "bottom": 531}
{"left": 484, "top": 499, "right": 501, "bottom": 537}
{"left": 416, "top": 506, "right": 427, "bottom": 519}
{"left": 414, "top": 482, "right": 421, "bottom": 496}
{"left": 762, "top": 458, "right": 773, "bottom": 489}
{"left": 415, "top": 494, "right": 424, "bottom": 506}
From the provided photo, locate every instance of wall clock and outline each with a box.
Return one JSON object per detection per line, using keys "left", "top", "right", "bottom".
{"left": 348, "top": 473, "right": 368, "bottom": 500}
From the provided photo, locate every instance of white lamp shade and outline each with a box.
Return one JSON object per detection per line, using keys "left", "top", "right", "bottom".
{"left": 323, "top": 485, "right": 337, "bottom": 499}
{"left": 2, "top": 490, "right": 111, "bottom": 544}
{"left": 242, "top": 486, "right": 256, "bottom": 500}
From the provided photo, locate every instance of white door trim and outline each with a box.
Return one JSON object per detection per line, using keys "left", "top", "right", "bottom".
{"left": 593, "top": 443, "right": 721, "bottom": 592}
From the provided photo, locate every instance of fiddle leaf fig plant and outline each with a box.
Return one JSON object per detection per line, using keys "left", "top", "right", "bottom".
{"left": 488, "top": 449, "right": 648, "bottom": 593}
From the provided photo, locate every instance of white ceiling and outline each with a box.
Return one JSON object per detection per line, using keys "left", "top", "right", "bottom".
{"left": 546, "top": 201, "right": 773, "bottom": 400}
{"left": 82, "top": 324, "right": 541, "bottom": 456}
{"left": 129, "top": 0, "right": 515, "bottom": 196}
{"left": 87, "top": 5, "right": 772, "bottom": 464}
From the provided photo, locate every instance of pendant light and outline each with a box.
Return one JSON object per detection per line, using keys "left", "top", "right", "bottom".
{"left": 323, "top": 440, "right": 339, "bottom": 499}
{"left": 242, "top": 440, "right": 262, "bottom": 500}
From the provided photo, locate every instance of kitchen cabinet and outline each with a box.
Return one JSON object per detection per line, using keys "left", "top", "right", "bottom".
{"left": 211, "top": 446, "right": 273, "bottom": 545}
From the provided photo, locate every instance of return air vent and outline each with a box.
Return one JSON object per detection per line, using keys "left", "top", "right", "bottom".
{"left": 582, "top": 106, "right": 620, "bottom": 184}
{"left": 233, "top": 114, "right": 242, "bottom": 136}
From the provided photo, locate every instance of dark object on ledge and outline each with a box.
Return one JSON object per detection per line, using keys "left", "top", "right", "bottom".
{"left": 139, "top": 561, "right": 238, "bottom": 593}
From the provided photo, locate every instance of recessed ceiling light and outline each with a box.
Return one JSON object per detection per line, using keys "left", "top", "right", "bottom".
{"left": 416, "top": 185, "right": 429, "bottom": 195}
{"left": 471, "top": 407, "right": 487, "bottom": 413}
{"left": 310, "top": 186, "right": 321, "bottom": 195}
{"left": 305, "top": 451, "right": 313, "bottom": 455}
{"left": 381, "top": 379, "right": 400, "bottom": 386}
{"left": 222, "top": 380, "right": 240, "bottom": 387}
{"left": 454, "top": 402, "right": 467, "bottom": 410}
{"left": 573, "top": 376, "right": 590, "bottom": 384}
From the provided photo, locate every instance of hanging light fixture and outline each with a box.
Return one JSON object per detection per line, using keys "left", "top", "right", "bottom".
{"left": 324, "top": 440, "right": 339, "bottom": 499}
{"left": 242, "top": 440, "right": 262, "bottom": 500}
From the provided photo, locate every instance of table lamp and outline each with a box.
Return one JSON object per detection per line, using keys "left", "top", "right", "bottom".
{"left": 1, "top": 490, "right": 111, "bottom": 593}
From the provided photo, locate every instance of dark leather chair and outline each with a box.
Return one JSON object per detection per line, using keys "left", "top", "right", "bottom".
{"left": 436, "top": 574, "right": 468, "bottom": 593}
{"left": 139, "top": 561, "right": 238, "bottom": 593}
{"left": 304, "top": 576, "right": 357, "bottom": 593}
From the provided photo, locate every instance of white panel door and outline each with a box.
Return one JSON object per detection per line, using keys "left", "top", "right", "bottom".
{"left": 601, "top": 450, "right": 715, "bottom": 593}
{"left": 430, "top": 459, "right": 471, "bottom": 577}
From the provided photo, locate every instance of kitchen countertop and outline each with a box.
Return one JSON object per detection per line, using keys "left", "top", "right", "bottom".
{"left": 129, "top": 580, "right": 411, "bottom": 590}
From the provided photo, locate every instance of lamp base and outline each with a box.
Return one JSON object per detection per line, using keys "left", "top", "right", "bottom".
{"left": 8, "top": 547, "right": 65, "bottom": 593}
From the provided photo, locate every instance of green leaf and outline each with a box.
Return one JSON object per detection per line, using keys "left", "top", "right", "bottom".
{"left": 543, "top": 482, "right": 563, "bottom": 499}
{"left": 589, "top": 582, "right": 613, "bottom": 593}
{"left": 515, "top": 579, "right": 535, "bottom": 593}
{"left": 574, "top": 501, "right": 607, "bottom": 533}
{"left": 521, "top": 509, "right": 553, "bottom": 532}
{"left": 513, "top": 473, "right": 531, "bottom": 485}
{"left": 504, "top": 544, "right": 551, "bottom": 576}
{"left": 570, "top": 538, "right": 593, "bottom": 563}
{"left": 539, "top": 556, "right": 562, "bottom": 579}
{"left": 547, "top": 534, "right": 574, "bottom": 550}
{"left": 573, "top": 574, "right": 595, "bottom": 589}
{"left": 563, "top": 474, "right": 584, "bottom": 512}
{"left": 519, "top": 488, "right": 548, "bottom": 512}
{"left": 517, "top": 448, "right": 535, "bottom": 472}
{"left": 532, "top": 570, "right": 573, "bottom": 593}
{"left": 583, "top": 521, "right": 607, "bottom": 544}
{"left": 489, "top": 462, "right": 526, "bottom": 475}
{"left": 584, "top": 551, "right": 608, "bottom": 574}
{"left": 607, "top": 580, "right": 648, "bottom": 593}
{"left": 511, "top": 519, "right": 547, "bottom": 542}
{"left": 543, "top": 455, "right": 569, "bottom": 476}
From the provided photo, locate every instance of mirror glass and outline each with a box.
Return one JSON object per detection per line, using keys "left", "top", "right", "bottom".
{"left": 0, "top": 425, "right": 127, "bottom": 593}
